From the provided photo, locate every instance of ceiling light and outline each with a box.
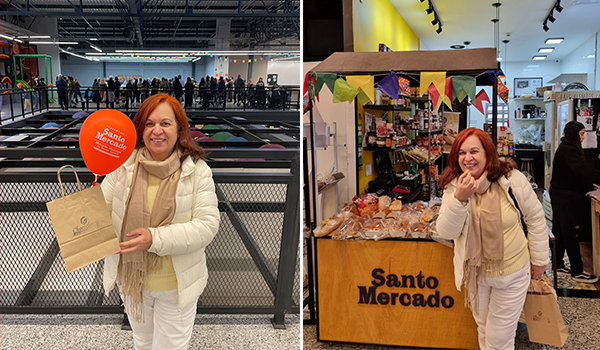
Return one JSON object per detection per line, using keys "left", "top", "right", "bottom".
{"left": 30, "top": 41, "right": 79, "bottom": 45}
{"left": 523, "top": 69, "right": 533, "bottom": 72}
{"left": 533, "top": 55, "right": 547, "bottom": 60}
{"left": 527, "top": 65, "right": 540, "bottom": 68}
{"left": 436, "top": 24, "right": 442, "bottom": 34}
{"left": 538, "top": 48, "right": 555, "bottom": 53}
{"left": 555, "top": 0, "right": 563, "bottom": 12}
{"left": 17, "top": 35, "right": 52, "bottom": 39}
{"left": 587, "top": 55, "right": 596, "bottom": 59}
{"left": 545, "top": 38, "right": 564, "bottom": 44}
{"left": 543, "top": 23, "right": 550, "bottom": 32}
{"left": 548, "top": 13, "right": 556, "bottom": 22}
{"left": 0, "top": 34, "right": 23, "bottom": 43}
{"left": 497, "top": 57, "right": 502, "bottom": 61}
{"left": 90, "top": 44, "right": 102, "bottom": 52}
{"left": 192, "top": 57, "right": 202, "bottom": 62}
{"left": 90, "top": 38, "right": 98, "bottom": 41}
{"left": 425, "top": 7, "right": 433, "bottom": 15}
{"left": 432, "top": 17, "right": 439, "bottom": 26}
{"left": 450, "top": 44, "right": 465, "bottom": 49}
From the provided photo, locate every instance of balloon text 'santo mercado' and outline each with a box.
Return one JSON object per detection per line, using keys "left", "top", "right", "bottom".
{"left": 79, "top": 109, "right": 137, "bottom": 175}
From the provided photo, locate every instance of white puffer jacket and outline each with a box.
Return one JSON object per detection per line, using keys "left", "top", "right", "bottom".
{"left": 436, "top": 169, "right": 550, "bottom": 291}
{"left": 101, "top": 149, "right": 220, "bottom": 309}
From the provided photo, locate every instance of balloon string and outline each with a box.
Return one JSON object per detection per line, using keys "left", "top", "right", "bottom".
{"left": 92, "top": 174, "right": 99, "bottom": 187}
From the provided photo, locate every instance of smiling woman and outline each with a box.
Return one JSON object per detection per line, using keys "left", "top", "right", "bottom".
{"left": 435, "top": 127, "right": 549, "bottom": 350}
{"left": 100, "top": 93, "right": 219, "bottom": 349}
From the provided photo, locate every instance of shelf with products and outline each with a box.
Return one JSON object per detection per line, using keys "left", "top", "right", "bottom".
{"left": 363, "top": 104, "right": 412, "bottom": 112}
{"left": 417, "top": 128, "right": 443, "bottom": 134}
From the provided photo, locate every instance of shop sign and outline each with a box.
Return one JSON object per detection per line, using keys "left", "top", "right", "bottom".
{"left": 357, "top": 268, "right": 454, "bottom": 308}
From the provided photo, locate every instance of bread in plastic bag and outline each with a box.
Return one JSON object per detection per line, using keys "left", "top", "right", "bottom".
{"left": 313, "top": 217, "right": 345, "bottom": 237}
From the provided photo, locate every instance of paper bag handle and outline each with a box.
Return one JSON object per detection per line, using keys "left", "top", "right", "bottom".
{"left": 57, "top": 165, "right": 83, "bottom": 196}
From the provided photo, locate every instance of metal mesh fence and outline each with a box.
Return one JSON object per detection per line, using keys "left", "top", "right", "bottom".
{"left": 0, "top": 177, "right": 299, "bottom": 315}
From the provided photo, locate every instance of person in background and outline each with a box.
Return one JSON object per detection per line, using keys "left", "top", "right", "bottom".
{"left": 184, "top": 77, "right": 195, "bottom": 109}
{"left": 436, "top": 127, "right": 549, "bottom": 350}
{"left": 114, "top": 76, "right": 121, "bottom": 105}
{"left": 73, "top": 78, "right": 83, "bottom": 106}
{"left": 107, "top": 76, "right": 116, "bottom": 109}
{"left": 550, "top": 121, "right": 600, "bottom": 283}
{"left": 173, "top": 75, "right": 183, "bottom": 103}
{"left": 133, "top": 79, "right": 140, "bottom": 105}
{"left": 101, "top": 93, "right": 219, "bottom": 349}
{"left": 67, "top": 76, "right": 75, "bottom": 107}
{"left": 234, "top": 75, "right": 244, "bottom": 106}
{"left": 125, "top": 79, "right": 134, "bottom": 108}
{"left": 255, "top": 77, "right": 265, "bottom": 109}
{"left": 55, "top": 74, "right": 68, "bottom": 110}
{"left": 91, "top": 78, "right": 102, "bottom": 110}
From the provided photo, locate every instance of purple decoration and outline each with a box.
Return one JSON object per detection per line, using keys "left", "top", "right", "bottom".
{"left": 376, "top": 70, "right": 399, "bottom": 100}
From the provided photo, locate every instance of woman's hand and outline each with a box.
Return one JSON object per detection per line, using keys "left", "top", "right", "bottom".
{"left": 593, "top": 183, "right": 600, "bottom": 190}
{"left": 531, "top": 263, "right": 546, "bottom": 279}
{"left": 120, "top": 228, "right": 152, "bottom": 254}
{"left": 454, "top": 172, "right": 479, "bottom": 202}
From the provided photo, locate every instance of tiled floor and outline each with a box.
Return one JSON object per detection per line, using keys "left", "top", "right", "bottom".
{"left": 304, "top": 296, "right": 600, "bottom": 349}
{"left": 0, "top": 314, "right": 300, "bottom": 350}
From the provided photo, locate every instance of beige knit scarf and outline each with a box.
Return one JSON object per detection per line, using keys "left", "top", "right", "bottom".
{"left": 462, "top": 172, "right": 503, "bottom": 313}
{"left": 119, "top": 147, "right": 182, "bottom": 323}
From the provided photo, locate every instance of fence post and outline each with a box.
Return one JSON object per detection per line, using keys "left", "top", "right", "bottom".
{"left": 271, "top": 151, "right": 301, "bottom": 329}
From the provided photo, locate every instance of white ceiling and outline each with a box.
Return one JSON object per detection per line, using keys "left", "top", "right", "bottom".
{"left": 389, "top": 0, "right": 600, "bottom": 63}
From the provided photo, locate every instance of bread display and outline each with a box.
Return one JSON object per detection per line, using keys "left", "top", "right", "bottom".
{"left": 313, "top": 217, "right": 345, "bottom": 237}
{"left": 315, "top": 193, "right": 448, "bottom": 242}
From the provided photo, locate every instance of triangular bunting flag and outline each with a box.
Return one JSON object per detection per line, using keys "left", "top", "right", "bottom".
{"left": 474, "top": 89, "right": 490, "bottom": 115}
{"left": 420, "top": 72, "right": 446, "bottom": 100}
{"left": 376, "top": 70, "right": 399, "bottom": 100}
{"left": 428, "top": 84, "right": 441, "bottom": 112}
{"left": 356, "top": 88, "right": 371, "bottom": 105}
{"left": 498, "top": 79, "right": 509, "bottom": 104}
{"left": 303, "top": 72, "right": 310, "bottom": 96}
{"left": 332, "top": 78, "right": 359, "bottom": 103}
{"left": 452, "top": 76, "right": 476, "bottom": 103}
{"left": 398, "top": 77, "right": 411, "bottom": 96}
{"left": 346, "top": 76, "right": 375, "bottom": 105}
{"left": 315, "top": 72, "right": 337, "bottom": 95}
{"left": 441, "top": 76, "right": 453, "bottom": 110}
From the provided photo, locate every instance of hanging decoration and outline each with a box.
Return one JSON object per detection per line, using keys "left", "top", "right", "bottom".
{"left": 427, "top": 84, "right": 441, "bottom": 112}
{"left": 497, "top": 79, "right": 509, "bottom": 104}
{"left": 420, "top": 72, "right": 446, "bottom": 102}
{"left": 314, "top": 72, "right": 337, "bottom": 96}
{"left": 346, "top": 76, "right": 375, "bottom": 105}
{"left": 376, "top": 70, "right": 399, "bottom": 100}
{"left": 332, "top": 78, "right": 358, "bottom": 103}
{"left": 451, "top": 76, "right": 476, "bottom": 103}
{"left": 474, "top": 89, "right": 490, "bottom": 115}
{"left": 398, "top": 77, "right": 411, "bottom": 96}
{"left": 442, "top": 76, "right": 453, "bottom": 110}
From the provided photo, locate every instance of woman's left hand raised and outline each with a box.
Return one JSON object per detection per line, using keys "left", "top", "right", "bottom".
{"left": 120, "top": 228, "right": 152, "bottom": 254}
{"left": 531, "top": 263, "right": 546, "bottom": 279}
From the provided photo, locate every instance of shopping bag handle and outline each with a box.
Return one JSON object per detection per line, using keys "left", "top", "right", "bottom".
{"left": 57, "top": 165, "right": 83, "bottom": 196}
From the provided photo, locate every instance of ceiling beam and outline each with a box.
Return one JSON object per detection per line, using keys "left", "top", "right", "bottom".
{"left": 126, "top": 0, "right": 145, "bottom": 47}
{"left": 0, "top": 11, "right": 298, "bottom": 18}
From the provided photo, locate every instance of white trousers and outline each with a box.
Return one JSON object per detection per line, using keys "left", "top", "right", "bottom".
{"left": 124, "top": 289, "right": 198, "bottom": 350}
{"left": 471, "top": 262, "right": 530, "bottom": 350}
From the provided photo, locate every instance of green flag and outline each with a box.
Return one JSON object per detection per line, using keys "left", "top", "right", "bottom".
{"left": 332, "top": 78, "right": 358, "bottom": 103}
{"left": 357, "top": 88, "right": 371, "bottom": 105}
{"left": 451, "top": 76, "right": 476, "bottom": 103}
{"left": 315, "top": 72, "right": 338, "bottom": 95}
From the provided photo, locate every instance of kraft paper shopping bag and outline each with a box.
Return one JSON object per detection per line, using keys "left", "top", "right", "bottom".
{"left": 524, "top": 291, "right": 568, "bottom": 347}
{"left": 47, "top": 165, "right": 120, "bottom": 273}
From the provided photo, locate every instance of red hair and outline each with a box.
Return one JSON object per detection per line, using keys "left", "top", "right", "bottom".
{"left": 438, "top": 127, "right": 515, "bottom": 189}
{"left": 132, "top": 93, "right": 205, "bottom": 162}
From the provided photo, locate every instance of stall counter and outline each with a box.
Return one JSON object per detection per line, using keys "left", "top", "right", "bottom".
{"left": 316, "top": 238, "right": 479, "bottom": 349}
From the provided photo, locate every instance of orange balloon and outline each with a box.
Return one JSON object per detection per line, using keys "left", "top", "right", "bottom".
{"left": 17, "top": 83, "right": 22, "bottom": 88}
{"left": 79, "top": 109, "right": 137, "bottom": 175}
{"left": 48, "top": 83, "right": 52, "bottom": 87}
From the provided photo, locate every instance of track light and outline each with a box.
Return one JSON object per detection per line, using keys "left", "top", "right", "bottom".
{"left": 436, "top": 24, "right": 442, "bottom": 34}
{"left": 548, "top": 13, "right": 555, "bottom": 23}
{"left": 555, "top": 0, "right": 563, "bottom": 12}
{"left": 419, "top": 0, "right": 425, "bottom": 2}
{"left": 543, "top": 24, "right": 549, "bottom": 32}
{"left": 425, "top": 7, "right": 433, "bottom": 15}
{"left": 432, "top": 17, "right": 439, "bottom": 26}
{"left": 423, "top": 0, "right": 442, "bottom": 34}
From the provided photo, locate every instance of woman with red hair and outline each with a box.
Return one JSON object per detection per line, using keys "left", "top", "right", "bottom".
{"left": 437, "top": 127, "right": 549, "bottom": 350}
{"left": 101, "top": 93, "right": 220, "bottom": 349}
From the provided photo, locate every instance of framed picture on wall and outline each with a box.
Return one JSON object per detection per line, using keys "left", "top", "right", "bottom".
{"left": 514, "top": 77, "right": 543, "bottom": 98}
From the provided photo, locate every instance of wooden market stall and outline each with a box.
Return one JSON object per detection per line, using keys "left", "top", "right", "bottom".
{"left": 305, "top": 48, "right": 500, "bottom": 349}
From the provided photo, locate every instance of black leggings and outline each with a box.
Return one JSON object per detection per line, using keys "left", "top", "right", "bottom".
{"left": 550, "top": 188, "right": 586, "bottom": 276}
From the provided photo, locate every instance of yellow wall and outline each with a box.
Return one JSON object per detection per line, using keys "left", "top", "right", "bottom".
{"left": 352, "top": 0, "right": 420, "bottom": 52}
